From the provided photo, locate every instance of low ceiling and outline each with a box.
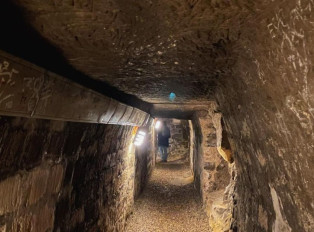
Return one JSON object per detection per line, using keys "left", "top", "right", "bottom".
{"left": 0, "top": 0, "right": 254, "bottom": 116}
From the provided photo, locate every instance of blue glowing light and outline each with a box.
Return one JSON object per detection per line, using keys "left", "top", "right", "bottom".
{"left": 169, "top": 92, "right": 176, "bottom": 101}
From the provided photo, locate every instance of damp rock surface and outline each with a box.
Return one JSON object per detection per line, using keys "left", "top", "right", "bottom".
{"left": 125, "top": 159, "right": 210, "bottom": 232}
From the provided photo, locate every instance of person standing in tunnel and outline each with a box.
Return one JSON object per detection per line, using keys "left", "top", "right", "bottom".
{"left": 157, "top": 121, "right": 171, "bottom": 162}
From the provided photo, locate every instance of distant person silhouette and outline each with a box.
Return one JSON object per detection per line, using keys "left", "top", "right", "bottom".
{"left": 157, "top": 121, "right": 171, "bottom": 162}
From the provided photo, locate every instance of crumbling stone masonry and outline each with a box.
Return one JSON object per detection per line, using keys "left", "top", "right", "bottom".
{"left": 190, "top": 105, "right": 235, "bottom": 232}
{"left": 165, "top": 119, "right": 190, "bottom": 161}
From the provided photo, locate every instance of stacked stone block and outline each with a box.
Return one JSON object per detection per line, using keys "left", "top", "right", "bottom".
{"left": 165, "top": 119, "right": 190, "bottom": 161}
{"left": 0, "top": 116, "right": 154, "bottom": 232}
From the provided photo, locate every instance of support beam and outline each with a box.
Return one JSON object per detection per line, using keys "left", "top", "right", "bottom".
{"left": 150, "top": 103, "right": 210, "bottom": 119}
{"left": 0, "top": 51, "right": 149, "bottom": 126}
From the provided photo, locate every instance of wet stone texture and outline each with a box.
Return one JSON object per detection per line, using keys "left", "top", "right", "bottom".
{"left": 0, "top": 116, "right": 154, "bottom": 232}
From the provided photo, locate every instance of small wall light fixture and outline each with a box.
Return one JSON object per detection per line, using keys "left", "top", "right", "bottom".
{"left": 134, "top": 130, "right": 146, "bottom": 146}
{"left": 155, "top": 120, "right": 161, "bottom": 129}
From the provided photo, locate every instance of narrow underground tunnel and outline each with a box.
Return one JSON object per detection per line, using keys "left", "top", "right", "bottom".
{"left": 0, "top": 1, "right": 313, "bottom": 232}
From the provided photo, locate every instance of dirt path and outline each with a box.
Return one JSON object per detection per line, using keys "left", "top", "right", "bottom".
{"left": 125, "top": 158, "right": 210, "bottom": 232}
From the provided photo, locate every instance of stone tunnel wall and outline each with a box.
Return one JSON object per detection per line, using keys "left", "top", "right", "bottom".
{"left": 167, "top": 119, "right": 190, "bottom": 161}
{"left": 0, "top": 116, "right": 154, "bottom": 232}
{"left": 189, "top": 109, "right": 235, "bottom": 232}
{"left": 134, "top": 122, "right": 155, "bottom": 198}
{"left": 215, "top": 0, "right": 314, "bottom": 231}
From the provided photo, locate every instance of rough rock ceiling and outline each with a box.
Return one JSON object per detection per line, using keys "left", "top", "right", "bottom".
{"left": 1, "top": 0, "right": 255, "bottom": 111}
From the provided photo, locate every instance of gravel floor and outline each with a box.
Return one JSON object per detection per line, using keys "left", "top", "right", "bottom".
{"left": 125, "top": 158, "right": 210, "bottom": 232}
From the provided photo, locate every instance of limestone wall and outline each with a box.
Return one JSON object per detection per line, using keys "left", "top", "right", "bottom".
{"left": 215, "top": 1, "right": 314, "bottom": 231}
{"left": 190, "top": 108, "right": 235, "bottom": 232}
{"left": 167, "top": 119, "right": 190, "bottom": 161}
{"left": 0, "top": 116, "right": 154, "bottom": 232}
{"left": 134, "top": 121, "right": 155, "bottom": 197}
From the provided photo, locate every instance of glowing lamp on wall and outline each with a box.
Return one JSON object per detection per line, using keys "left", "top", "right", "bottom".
{"left": 155, "top": 120, "right": 161, "bottom": 129}
{"left": 134, "top": 130, "right": 146, "bottom": 146}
